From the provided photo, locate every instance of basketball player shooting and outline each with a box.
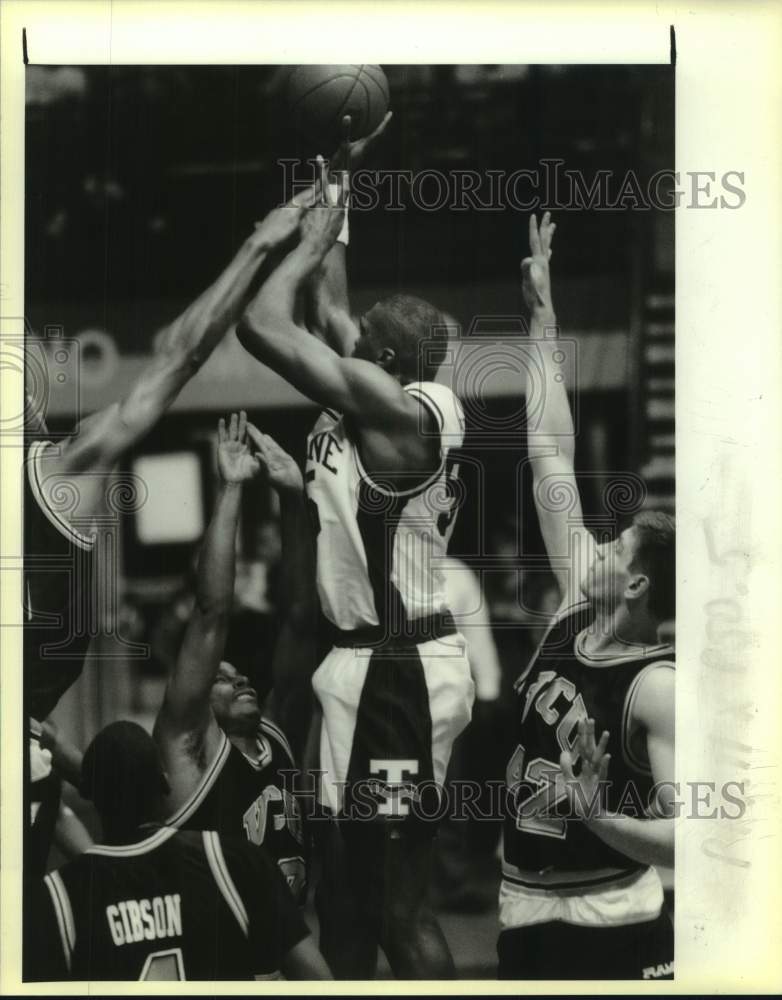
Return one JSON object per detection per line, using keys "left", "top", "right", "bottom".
{"left": 497, "top": 213, "right": 675, "bottom": 980}
{"left": 236, "top": 152, "right": 474, "bottom": 979}
{"left": 152, "top": 413, "right": 316, "bottom": 904}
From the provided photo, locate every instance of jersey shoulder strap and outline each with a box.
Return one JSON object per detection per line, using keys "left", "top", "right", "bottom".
{"left": 259, "top": 718, "right": 296, "bottom": 768}
{"left": 621, "top": 658, "right": 676, "bottom": 774}
{"left": 201, "top": 831, "right": 250, "bottom": 938}
{"left": 404, "top": 382, "right": 464, "bottom": 446}
{"left": 164, "top": 730, "right": 232, "bottom": 827}
{"left": 311, "top": 408, "right": 340, "bottom": 435}
{"left": 27, "top": 439, "right": 96, "bottom": 550}
{"left": 514, "top": 598, "right": 592, "bottom": 692}
{"left": 43, "top": 868, "right": 76, "bottom": 973}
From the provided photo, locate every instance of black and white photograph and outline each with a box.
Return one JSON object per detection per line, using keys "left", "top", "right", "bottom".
{"left": 1, "top": 0, "right": 781, "bottom": 992}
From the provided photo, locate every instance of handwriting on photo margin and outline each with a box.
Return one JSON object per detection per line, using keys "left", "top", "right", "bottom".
{"left": 700, "top": 518, "right": 755, "bottom": 869}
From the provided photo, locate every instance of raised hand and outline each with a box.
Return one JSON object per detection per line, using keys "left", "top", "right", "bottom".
{"left": 521, "top": 211, "right": 556, "bottom": 313}
{"left": 246, "top": 424, "right": 303, "bottom": 494}
{"left": 559, "top": 718, "right": 610, "bottom": 819}
{"left": 330, "top": 111, "right": 393, "bottom": 172}
{"left": 217, "top": 411, "right": 261, "bottom": 484}
{"left": 299, "top": 155, "right": 346, "bottom": 250}
{"left": 252, "top": 197, "right": 311, "bottom": 248}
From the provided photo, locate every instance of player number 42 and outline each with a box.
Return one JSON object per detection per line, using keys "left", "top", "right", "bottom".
{"left": 506, "top": 744, "right": 569, "bottom": 840}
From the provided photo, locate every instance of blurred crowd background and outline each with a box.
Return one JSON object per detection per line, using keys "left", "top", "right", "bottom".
{"left": 25, "top": 64, "right": 674, "bottom": 974}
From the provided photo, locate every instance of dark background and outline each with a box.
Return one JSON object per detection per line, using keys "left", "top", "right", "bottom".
{"left": 25, "top": 66, "right": 674, "bottom": 974}
{"left": 25, "top": 62, "right": 674, "bottom": 570}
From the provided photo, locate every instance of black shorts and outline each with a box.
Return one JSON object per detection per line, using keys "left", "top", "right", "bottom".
{"left": 312, "top": 631, "right": 473, "bottom": 830}
{"left": 497, "top": 911, "right": 674, "bottom": 980}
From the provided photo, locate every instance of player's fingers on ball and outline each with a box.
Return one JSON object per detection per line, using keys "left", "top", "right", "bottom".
{"left": 370, "top": 110, "right": 393, "bottom": 141}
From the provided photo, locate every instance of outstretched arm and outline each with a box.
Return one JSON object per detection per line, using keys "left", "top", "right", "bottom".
{"left": 246, "top": 427, "right": 317, "bottom": 759}
{"left": 154, "top": 413, "right": 259, "bottom": 750}
{"left": 306, "top": 113, "right": 393, "bottom": 357}
{"left": 237, "top": 175, "right": 435, "bottom": 477}
{"left": 522, "top": 213, "right": 594, "bottom": 606}
{"left": 39, "top": 213, "right": 303, "bottom": 517}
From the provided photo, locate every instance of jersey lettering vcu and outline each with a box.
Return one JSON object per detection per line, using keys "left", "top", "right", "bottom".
{"left": 305, "top": 382, "right": 465, "bottom": 632}
{"left": 32, "top": 826, "right": 308, "bottom": 981}
{"left": 165, "top": 721, "right": 307, "bottom": 902}
{"left": 503, "top": 601, "right": 675, "bottom": 890}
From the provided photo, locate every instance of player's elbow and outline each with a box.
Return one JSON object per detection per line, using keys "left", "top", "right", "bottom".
{"left": 236, "top": 310, "right": 275, "bottom": 359}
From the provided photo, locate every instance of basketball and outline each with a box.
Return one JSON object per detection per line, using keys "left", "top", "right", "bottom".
{"left": 282, "top": 65, "right": 390, "bottom": 153}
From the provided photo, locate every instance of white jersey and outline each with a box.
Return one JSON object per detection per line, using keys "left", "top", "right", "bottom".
{"left": 305, "top": 382, "right": 465, "bottom": 632}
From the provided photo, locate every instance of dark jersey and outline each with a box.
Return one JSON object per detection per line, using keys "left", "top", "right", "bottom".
{"left": 28, "top": 736, "right": 62, "bottom": 878}
{"left": 31, "top": 826, "right": 308, "bottom": 982}
{"left": 503, "top": 600, "right": 675, "bottom": 891}
{"left": 166, "top": 720, "right": 307, "bottom": 902}
{"left": 24, "top": 440, "right": 96, "bottom": 721}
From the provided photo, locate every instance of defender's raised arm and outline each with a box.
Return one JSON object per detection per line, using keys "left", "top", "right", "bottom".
{"left": 237, "top": 171, "right": 439, "bottom": 481}
{"left": 154, "top": 413, "right": 258, "bottom": 759}
{"left": 522, "top": 212, "right": 595, "bottom": 606}
{"left": 41, "top": 215, "right": 302, "bottom": 492}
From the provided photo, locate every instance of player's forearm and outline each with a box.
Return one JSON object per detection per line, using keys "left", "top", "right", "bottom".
{"left": 78, "top": 233, "right": 274, "bottom": 469}
{"left": 195, "top": 482, "right": 242, "bottom": 618}
{"left": 584, "top": 812, "right": 674, "bottom": 868}
{"left": 157, "top": 231, "right": 273, "bottom": 369}
{"left": 237, "top": 300, "right": 353, "bottom": 412}
{"left": 308, "top": 244, "right": 359, "bottom": 356}
{"left": 527, "top": 307, "right": 576, "bottom": 466}
{"left": 252, "top": 234, "right": 334, "bottom": 325}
